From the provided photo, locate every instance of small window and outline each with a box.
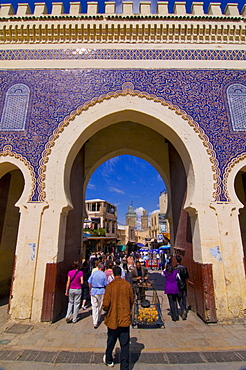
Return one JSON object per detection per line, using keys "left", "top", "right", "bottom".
{"left": 227, "top": 84, "right": 246, "bottom": 132}
{"left": 1, "top": 84, "right": 30, "bottom": 131}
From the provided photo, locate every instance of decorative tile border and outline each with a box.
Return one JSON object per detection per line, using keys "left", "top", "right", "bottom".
{"left": 38, "top": 82, "right": 220, "bottom": 202}
{"left": 222, "top": 152, "right": 246, "bottom": 202}
{"left": 0, "top": 68, "right": 245, "bottom": 202}
{"left": 0, "top": 145, "right": 36, "bottom": 201}
{"left": 0, "top": 49, "right": 246, "bottom": 61}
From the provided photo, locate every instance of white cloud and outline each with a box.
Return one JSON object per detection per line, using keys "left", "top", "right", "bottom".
{"left": 134, "top": 207, "right": 145, "bottom": 230}
{"left": 87, "top": 181, "right": 96, "bottom": 190}
{"left": 105, "top": 157, "right": 119, "bottom": 173}
{"left": 134, "top": 206, "right": 145, "bottom": 219}
{"left": 101, "top": 157, "right": 120, "bottom": 183}
{"left": 136, "top": 219, "right": 141, "bottom": 229}
{"left": 149, "top": 209, "right": 160, "bottom": 216}
{"left": 108, "top": 186, "right": 125, "bottom": 194}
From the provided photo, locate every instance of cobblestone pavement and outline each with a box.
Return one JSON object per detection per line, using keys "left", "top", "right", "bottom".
{"left": 0, "top": 271, "right": 246, "bottom": 369}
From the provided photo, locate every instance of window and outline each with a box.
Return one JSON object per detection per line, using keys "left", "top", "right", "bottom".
{"left": 1, "top": 84, "right": 30, "bottom": 131}
{"left": 88, "top": 202, "right": 100, "bottom": 211}
{"left": 91, "top": 217, "right": 100, "bottom": 230}
{"left": 106, "top": 222, "right": 110, "bottom": 233}
{"left": 106, "top": 203, "right": 115, "bottom": 214}
{"left": 227, "top": 84, "right": 246, "bottom": 132}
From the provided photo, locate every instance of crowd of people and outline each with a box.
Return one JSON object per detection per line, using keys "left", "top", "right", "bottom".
{"left": 65, "top": 250, "right": 189, "bottom": 369}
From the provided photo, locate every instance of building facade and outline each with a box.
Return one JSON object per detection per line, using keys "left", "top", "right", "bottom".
{"left": 117, "top": 225, "right": 136, "bottom": 246}
{"left": 84, "top": 199, "right": 117, "bottom": 236}
{"left": 135, "top": 229, "right": 150, "bottom": 246}
{"left": 150, "top": 211, "right": 169, "bottom": 239}
{"left": 0, "top": 1, "right": 245, "bottom": 323}
{"left": 150, "top": 191, "right": 170, "bottom": 241}
{"left": 83, "top": 199, "right": 118, "bottom": 254}
{"left": 159, "top": 191, "right": 168, "bottom": 214}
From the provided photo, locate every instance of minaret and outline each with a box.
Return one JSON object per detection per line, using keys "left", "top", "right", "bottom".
{"left": 126, "top": 202, "right": 136, "bottom": 228}
{"left": 141, "top": 209, "right": 148, "bottom": 230}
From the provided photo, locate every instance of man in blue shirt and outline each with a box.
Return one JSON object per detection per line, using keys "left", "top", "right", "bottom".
{"left": 88, "top": 262, "right": 108, "bottom": 328}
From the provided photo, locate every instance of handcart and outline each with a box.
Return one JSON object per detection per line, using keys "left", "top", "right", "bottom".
{"left": 132, "top": 280, "right": 164, "bottom": 328}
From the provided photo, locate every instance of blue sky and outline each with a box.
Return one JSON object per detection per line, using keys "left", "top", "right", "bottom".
{"left": 86, "top": 155, "right": 166, "bottom": 226}
{"left": 1, "top": 0, "right": 245, "bottom": 14}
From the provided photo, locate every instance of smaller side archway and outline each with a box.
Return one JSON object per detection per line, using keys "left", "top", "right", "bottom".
{"left": 0, "top": 154, "right": 36, "bottom": 315}
{"left": 0, "top": 158, "right": 26, "bottom": 301}
{"left": 235, "top": 166, "right": 246, "bottom": 273}
{"left": 0, "top": 167, "right": 24, "bottom": 297}
{"left": 225, "top": 155, "right": 246, "bottom": 275}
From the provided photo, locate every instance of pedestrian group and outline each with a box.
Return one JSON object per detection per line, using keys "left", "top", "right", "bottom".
{"left": 65, "top": 251, "right": 189, "bottom": 369}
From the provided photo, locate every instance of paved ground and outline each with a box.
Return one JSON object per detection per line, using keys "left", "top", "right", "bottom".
{"left": 0, "top": 271, "right": 246, "bottom": 369}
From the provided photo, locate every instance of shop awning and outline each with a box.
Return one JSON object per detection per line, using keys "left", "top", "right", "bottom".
{"left": 116, "top": 244, "right": 126, "bottom": 251}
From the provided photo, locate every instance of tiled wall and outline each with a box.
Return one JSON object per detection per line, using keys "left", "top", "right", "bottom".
{"left": 0, "top": 68, "right": 245, "bottom": 201}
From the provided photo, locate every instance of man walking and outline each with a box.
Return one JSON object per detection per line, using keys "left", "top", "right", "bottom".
{"left": 102, "top": 266, "right": 134, "bottom": 369}
{"left": 88, "top": 262, "right": 107, "bottom": 329}
{"left": 174, "top": 255, "right": 189, "bottom": 320}
{"left": 130, "top": 260, "right": 149, "bottom": 300}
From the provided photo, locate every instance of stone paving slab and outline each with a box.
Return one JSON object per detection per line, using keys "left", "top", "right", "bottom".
{"left": 1, "top": 362, "right": 246, "bottom": 370}
{"left": 4, "top": 325, "right": 33, "bottom": 335}
{"left": 0, "top": 351, "right": 22, "bottom": 361}
{"left": 0, "top": 271, "right": 246, "bottom": 369}
{"left": 0, "top": 349, "right": 246, "bottom": 365}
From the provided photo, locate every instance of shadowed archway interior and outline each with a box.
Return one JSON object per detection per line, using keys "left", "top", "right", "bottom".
{"left": 0, "top": 169, "right": 24, "bottom": 298}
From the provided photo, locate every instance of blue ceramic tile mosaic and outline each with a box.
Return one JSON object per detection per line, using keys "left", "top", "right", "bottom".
{"left": 0, "top": 49, "right": 245, "bottom": 61}
{"left": 0, "top": 68, "right": 245, "bottom": 202}
{"left": 1, "top": 84, "right": 30, "bottom": 131}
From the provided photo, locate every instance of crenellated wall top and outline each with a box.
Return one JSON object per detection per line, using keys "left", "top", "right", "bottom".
{"left": 0, "top": 1, "right": 245, "bottom": 18}
{"left": 0, "top": 1, "right": 245, "bottom": 44}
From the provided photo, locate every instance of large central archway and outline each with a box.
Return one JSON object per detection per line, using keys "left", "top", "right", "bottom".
{"left": 30, "top": 93, "right": 220, "bottom": 323}
{"left": 45, "top": 95, "right": 216, "bottom": 210}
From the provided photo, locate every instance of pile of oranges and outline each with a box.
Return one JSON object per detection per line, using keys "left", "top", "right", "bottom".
{"left": 137, "top": 306, "right": 158, "bottom": 323}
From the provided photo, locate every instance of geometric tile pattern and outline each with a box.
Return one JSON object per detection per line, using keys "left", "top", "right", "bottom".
{"left": 0, "top": 68, "right": 245, "bottom": 202}
{"left": 226, "top": 83, "right": 246, "bottom": 132}
{"left": 0, "top": 49, "right": 246, "bottom": 61}
{"left": 0, "top": 83, "right": 30, "bottom": 131}
{"left": 38, "top": 85, "right": 220, "bottom": 202}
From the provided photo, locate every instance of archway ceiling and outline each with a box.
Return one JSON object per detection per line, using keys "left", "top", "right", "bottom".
{"left": 84, "top": 121, "right": 171, "bottom": 194}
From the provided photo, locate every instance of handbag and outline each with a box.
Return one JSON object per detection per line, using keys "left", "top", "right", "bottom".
{"left": 70, "top": 270, "right": 80, "bottom": 284}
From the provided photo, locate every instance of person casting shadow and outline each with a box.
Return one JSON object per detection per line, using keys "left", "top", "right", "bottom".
{"left": 102, "top": 265, "right": 134, "bottom": 369}
{"left": 65, "top": 261, "right": 84, "bottom": 323}
{"left": 162, "top": 264, "right": 179, "bottom": 321}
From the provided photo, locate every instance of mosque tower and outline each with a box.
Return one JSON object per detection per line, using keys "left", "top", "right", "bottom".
{"left": 141, "top": 209, "right": 149, "bottom": 231}
{"left": 125, "top": 202, "right": 136, "bottom": 228}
